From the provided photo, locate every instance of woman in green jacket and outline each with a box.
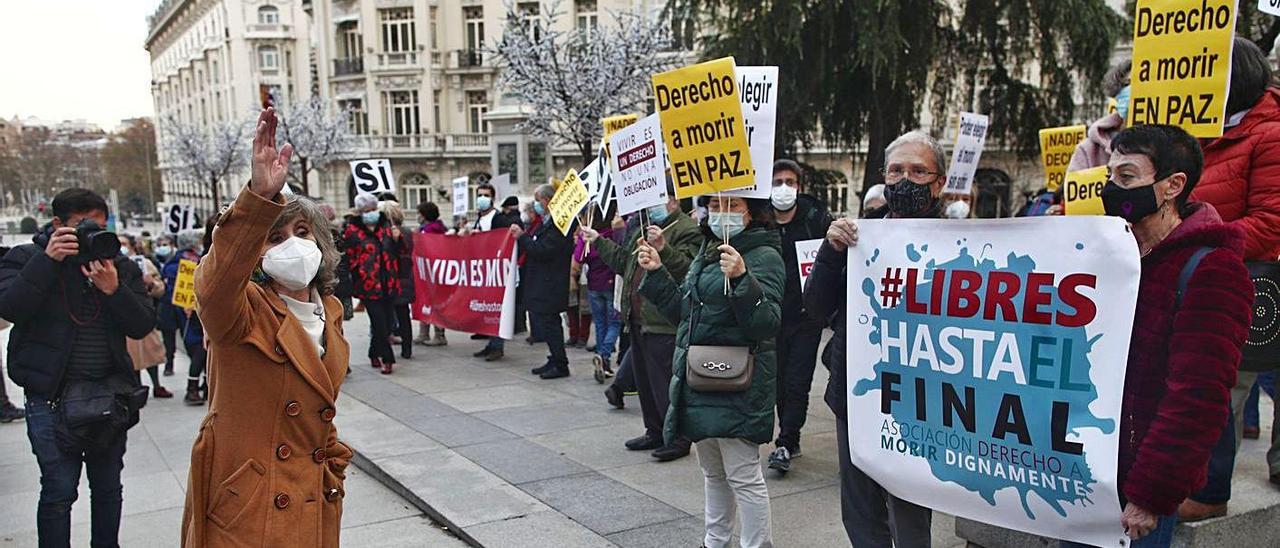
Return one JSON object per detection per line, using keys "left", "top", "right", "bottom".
{"left": 636, "top": 195, "right": 784, "bottom": 548}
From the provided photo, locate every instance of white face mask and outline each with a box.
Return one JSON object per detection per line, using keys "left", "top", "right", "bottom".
{"left": 945, "top": 201, "right": 971, "bottom": 219}
{"left": 261, "top": 236, "right": 322, "bottom": 291}
{"left": 771, "top": 184, "right": 798, "bottom": 211}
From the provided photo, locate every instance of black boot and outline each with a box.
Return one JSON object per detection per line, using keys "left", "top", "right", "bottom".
{"left": 652, "top": 437, "right": 692, "bottom": 462}
{"left": 0, "top": 402, "right": 25, "bottom": 423}
{"left": 184, "top": 379, "right": 206, "bottom": 406}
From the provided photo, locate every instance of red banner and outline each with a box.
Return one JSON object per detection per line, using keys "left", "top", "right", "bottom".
{"left": 411, "top": 231, "right": 517, "bottom": 337}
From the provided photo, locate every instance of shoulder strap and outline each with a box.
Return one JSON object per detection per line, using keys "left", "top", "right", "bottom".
{"left": 1175, "top": 246, "right": 1216, "bottom": 308}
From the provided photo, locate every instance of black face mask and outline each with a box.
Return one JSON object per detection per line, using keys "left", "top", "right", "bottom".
{"left": 1100, "top": 181, "right": 1161, "bottom": 223}
{"left": 884, "top": 180, "right": 940, "bottom": 218}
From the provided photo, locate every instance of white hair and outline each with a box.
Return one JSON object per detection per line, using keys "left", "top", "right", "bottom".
{"left": 864, "top": 184, "right": 886, "bottom": 205}
{"left": 176, "top": 229, "right": 202, "bottom": 251}
{"left": 533, "top": 184, "right": 557, "bottom": 201}
{"left": 884, "top": 130, "right": 948, "bottom": 175}
{"left": 353, "top": 193, "right": 379, "bottom": 211}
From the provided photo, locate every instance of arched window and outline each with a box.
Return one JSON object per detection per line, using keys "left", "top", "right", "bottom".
{"left": 400, "top": 172, "right": 432, "bottom": 210}
{"left": 258, "top": 5, "right": 280, "bottom": 25}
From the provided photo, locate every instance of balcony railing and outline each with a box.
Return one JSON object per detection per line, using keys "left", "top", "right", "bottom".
{"left": 357, "top": 133, "right": 490, "bottom": 154}
{"left": 332, "top": 57, "right": 363, "bottom": 76}
{"left": 452, "top": 49, "right": 485, "bottom": 69}
{"left": 246, "top": 23, "right": 292, "bottom": 35}
{"left": 372, "top": 51, "right": 420, "bottom": 70}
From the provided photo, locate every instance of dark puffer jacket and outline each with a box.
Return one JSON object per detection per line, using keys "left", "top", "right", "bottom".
{"left": 639, "top": 227, "right": 784, "bottom": 445}
{"left": 0, "top": 229, "right": 155, "bottom": 397}
{"left": 1191, "top": 87, "right": 1280, "bottom": 260}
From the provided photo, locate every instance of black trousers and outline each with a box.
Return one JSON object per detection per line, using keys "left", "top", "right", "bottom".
{"left": 364, "top": 299, "right": 397, "bottom": 364}
{"left": 626, "top": 324, "right": 677, "bottom": 439}
{"left": 529, "top": 311, "right": 568, "bottom": 368}
{"left": 774, "top": 321, "right": 825, "bottom": 451}
{"left": 160, "top": 326, "right": 177, "bottom": 370}
{"left": 394, "top": 303, "right": 412, "bottom": 356}
{"left": 186, "top": 341, "right": 207, "bottom": 381}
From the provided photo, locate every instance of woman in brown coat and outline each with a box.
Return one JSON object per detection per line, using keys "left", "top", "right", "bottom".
{"left": 182, "top": 107, "right": 352, "bottom": 547}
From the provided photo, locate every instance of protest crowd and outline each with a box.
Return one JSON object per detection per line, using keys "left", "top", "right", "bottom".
{"left": 3, "top": 11, "right": 1280, "bottom": 548}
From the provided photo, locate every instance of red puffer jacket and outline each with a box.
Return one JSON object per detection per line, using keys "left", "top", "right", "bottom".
{"left": 1119, "top": 203, "right": 1253, "bottom": 516}
{"left": 1190, "top": 87, "right": 1280, "bottom": 261}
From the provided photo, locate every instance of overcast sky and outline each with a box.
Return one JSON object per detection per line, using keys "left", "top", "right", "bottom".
{"left": 0, "top": 0, "right": 157, "bottom": 132}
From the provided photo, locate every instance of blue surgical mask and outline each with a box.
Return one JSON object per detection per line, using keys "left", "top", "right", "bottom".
{"left": 362, "top": 211, "right": 381, "bottom": 225}
{"left": 707, "top": 212, "right": 746, "bottom": 240}
{"left": 476, "top": 196, "right": 493, "bottom": 211}
{"left": 1115, "top": 85, "right": 1131, "bottom": 121}
{"left": 533, "top": 201, "right": 546, "bottom": 216}
{"left": 646, "top": 204, "right": 669, "bottom": 225}
{"left": 154, "top": 245, "right": 173, "bottom": 258}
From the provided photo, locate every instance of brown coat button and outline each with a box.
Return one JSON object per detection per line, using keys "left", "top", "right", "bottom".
{"left": 319, "top": 407, "right": 336, "bottom": 422}
{"left": 274, "top": 493, "right": 290, "bottom": 509}
{"left": 324, "top": 487, "right": 341, "bottom": 502}
{"left": 275, "top": 444, "right": 291, "bottom": 460}
{"left": 312, "top": 448, "right": 327, "bottom": 463}
{"left": 285, "top": 402, "right": 301, "bottom": 416}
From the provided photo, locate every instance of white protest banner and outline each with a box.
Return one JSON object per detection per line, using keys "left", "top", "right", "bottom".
{"left": 1263, "top": 0, "right": 1280, "bottom": 17}
{"left": 844, "top": 217, "right": 1138, "bottom": 547}
{"left": 164, "top": 203, "right": 195, "bottom": 235}
{"left": 726, "top": 66, "right": 778, "bottom": 199}
{"left": 350, "top": 159, "right": 396, "bottom": 196}
{"left": 794, "top": 238, "right": 822, "bottom": 290}
{"left": 451, "top": 176, "right": 469, "bottom": 217}
{"left": 944, "top": 113, "right": 990, "bottom": 195}
{"left": 609, "top": 113, "right": 669, "bottom": 215}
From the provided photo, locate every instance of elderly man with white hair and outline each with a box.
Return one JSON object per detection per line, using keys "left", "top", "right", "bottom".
{"left": 508, "top": 183, "right": 576, "bottom": 379}
{"left": 802, "top": 130, "right": 946, "bottom": 547}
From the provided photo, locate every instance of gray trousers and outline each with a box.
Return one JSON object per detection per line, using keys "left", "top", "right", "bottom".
{"left": 836, "top": 414, "right": 933, "bottom": 547}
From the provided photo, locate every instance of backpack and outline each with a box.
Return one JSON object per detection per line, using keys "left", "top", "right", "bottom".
{"left": 1177, "top": 248, "right": 1279, "bottom": 372}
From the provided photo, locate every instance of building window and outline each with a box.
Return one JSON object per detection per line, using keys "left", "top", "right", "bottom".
{"left": 383, "top": 90, "right": 420, "bottom": 136}
{"left": 467, "top": 91, "right": 489, "bottom": 134}
{"left": 519, "top": 2, "right": 541, "bottom": 41}
{"left": 498, "top": 143, "right": 519, "bottom": 186}
{"left": 528, "top": 142, "right": 547, "bottom": 185}
{"left": 379, "top": 8, "right": 415, "bottom": 53}
{"left": 258, "top": 5, "right": 279, "bottom": 25}
{"left": 400, "top": 172, "right": 432, "bottom": 210}
{"left": 338, "top": 99, "right": 368, "bottom": 135}
{"left": 338, "top": 21, "right": 362, "bottom": 60}
{"left": 259, "top": 45, "right": 279, "bottom": 71}
{"left": 464, "top": 7, "right": 484, "bottom": 53}
{"left": 432, "top": 91, "right": 441, "bottom": 133}
{"left": 429, "top": 6, "right": 439, "bottom": 50}
{"left": 575, "top": 0, "right": 598, "bottom": 37}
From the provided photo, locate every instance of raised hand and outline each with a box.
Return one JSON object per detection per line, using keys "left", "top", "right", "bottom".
{"left": 645, "top": 225, "right": 667, "bottom": 252}
{"left": 826, "top": 217, "right": 859, "bottom": 251}
{"left": 717, "top": 244, "right": 746, "bottom": 279}
{"left": 636, "top": 237, "right": 662, "bottom": 272}
{"left": 44, "top": 227, "right": 79, "bottom": 262}
{"left": 250, "top": 108, "right": 293, "bottom": 200}
{"left": 579, "top": 226, "right": 600, "bottom": 243}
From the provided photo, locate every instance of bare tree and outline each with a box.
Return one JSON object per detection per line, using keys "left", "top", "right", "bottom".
{"left": 160, "top": 114, "right": 252, "bottom": 212}
{"left": 276, "top": 96, "right": 358, "bottom": 195}
{"left": 491, "top": 0, "right": 677, "bottom": 165}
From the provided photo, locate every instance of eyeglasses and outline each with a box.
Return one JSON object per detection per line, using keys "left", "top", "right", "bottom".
{"left": 880, "top": 167, "right": 940, "bottom": 183}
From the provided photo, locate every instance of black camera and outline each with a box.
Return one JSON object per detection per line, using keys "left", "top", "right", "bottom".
{"left": 73, "top": 219, "right": 119, "bottom": 263}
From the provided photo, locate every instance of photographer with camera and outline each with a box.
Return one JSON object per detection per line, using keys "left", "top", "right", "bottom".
{"left": 0, "top": 188, "right": 156, "bottom": 548}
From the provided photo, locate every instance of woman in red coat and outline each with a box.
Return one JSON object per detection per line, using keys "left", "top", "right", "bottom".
{"left": 1180, "top": 37, "right": 1280, "bottom": 521}
{"left": 1058, "top": 125, "right": 1254, "bottom": 548}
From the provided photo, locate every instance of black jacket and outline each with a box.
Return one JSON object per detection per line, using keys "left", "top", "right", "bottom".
{"left": 777, "top": 194, "right": 833, "bottom": 327}
{"left": 0, "top": 231, "right": 156, "bottom": 398}
{"left": 518, "top": 218, "right": 574, "bottom": 313}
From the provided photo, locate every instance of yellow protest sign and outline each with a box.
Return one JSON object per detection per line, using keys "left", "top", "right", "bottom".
{"left": 1129, "top": 0, "right": 1237, "bottom": 138}
{"left": 602, "top": 114, "right": 639, "bottom": 140}
{"left": 652, "top": 57, "right": 754, "bottom": 198}
{"left": 1039, "top": 125, "right": 1087, "bottom": 192}
{"left": 548, "top": 169, "right": 589, "bottom": 236}
{"left": 1063, "top": 166, "right": 1108, "bottom": 216}
{"left": 171, "top": 259, "right": 198, "bottom": 310}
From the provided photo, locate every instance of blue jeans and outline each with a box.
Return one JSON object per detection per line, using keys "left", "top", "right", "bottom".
{"left": 587, "top": 290, "right": 621, "bottom": 361}
{"left": 25, "top": 399, "right": 127, "bottom": 548}
{"left": 1244, "top": 371, "right": 1276, "bottom": 429}
{"left": 1059, "top": 514, "right": 1177, "bottom": 548}
{"left": 484, "top": 336, "right": 506, "bottom": 352}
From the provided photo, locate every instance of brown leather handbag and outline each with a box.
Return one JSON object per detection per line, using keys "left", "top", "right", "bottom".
{"left": 684, "top": 256, "right": 755, "bottom": 393}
